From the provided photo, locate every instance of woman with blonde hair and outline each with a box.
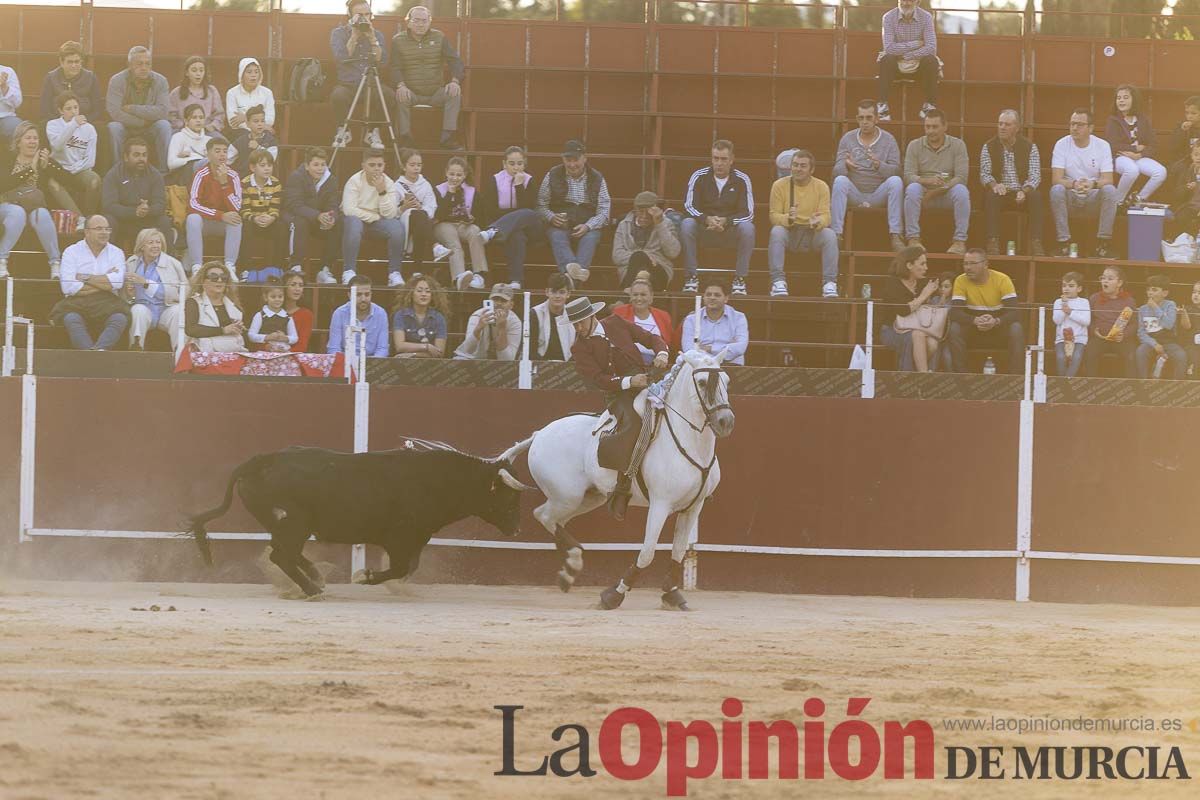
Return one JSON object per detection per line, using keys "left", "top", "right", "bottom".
{"left": 0, "top": 121, "right": 68, "bottom": 278}
{"left": 126, "top": 227, "right": 189, "bottom": 351}
{"left": 183, "top": 260, "right": 245, "bottom": 352}
{"left": 392, "top": 273, "right": 450, "bottom": 358}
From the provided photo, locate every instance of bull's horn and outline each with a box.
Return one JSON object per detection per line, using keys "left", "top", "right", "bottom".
{"left": 498, "top": 468, "right": 534, "bottom": 492}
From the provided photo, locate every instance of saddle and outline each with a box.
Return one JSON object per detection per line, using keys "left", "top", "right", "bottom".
{"left": 595, "top": 390, "right": 648, "bottom": 473}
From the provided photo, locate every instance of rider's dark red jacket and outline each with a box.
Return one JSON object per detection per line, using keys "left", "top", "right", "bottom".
{"left": 571, "top": 314, "right": 667, "bottom": 393}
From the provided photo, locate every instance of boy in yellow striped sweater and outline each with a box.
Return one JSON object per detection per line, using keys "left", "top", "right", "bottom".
{"left": 239, "top": 148, "right": 283, "bottom": 279}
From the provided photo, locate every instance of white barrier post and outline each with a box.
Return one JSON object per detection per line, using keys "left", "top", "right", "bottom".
{"left": 347, "top": 283, "right": 368, "bottom": 576}
{"left": 692, "top": 294, "right": 701, "bottom": 350}
{"left": 1034, "top": 306, "right": 1047, "bottom": 403}
{"left": 18, "top": 371, "right": 35, "bottom": 542}
{"left": 176, "top": 280, "right": 188, "bottom": 363}
{"left": 862, "top": 299, "right": 876, "bottom": 399}
{"left": 3, "top": 276, "right": 14, "bottom": 376}
{"left": 1014, "top": 344, "right": 1035, "bottom": 601}
{"left": 345, "top": 284, "right": 358, "bottom": 383}
{"left": 518, "top": 290, "right": 532, "bottom": 389}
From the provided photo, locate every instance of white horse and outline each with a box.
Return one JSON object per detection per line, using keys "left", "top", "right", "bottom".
{"left": 507, "top": 349, "right": 735, "bottom": 610}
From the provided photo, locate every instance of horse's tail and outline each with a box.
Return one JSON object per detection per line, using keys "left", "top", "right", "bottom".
{"left": 181, "top": 455, "right": 266, "bottom": 566}
{"left": 495, "top": 434, "right": 535, "bottom": 465}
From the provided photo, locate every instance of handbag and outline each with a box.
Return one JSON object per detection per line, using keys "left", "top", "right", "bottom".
{"left": 1162, "top": 233, "right": 1197, "bottom": 264}
{"left": 4, "top": 184, "right": 45, "bottom": 212}
{"left": 894, "top": 304, "right": 949, "bottom": 340}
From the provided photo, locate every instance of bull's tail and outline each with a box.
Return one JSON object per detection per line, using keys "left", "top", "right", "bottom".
{"left": 495, "top": 435, "right": 535, "bottom": 465}
{"left": 182, "top": 455, "right": 266, "bottom": 566}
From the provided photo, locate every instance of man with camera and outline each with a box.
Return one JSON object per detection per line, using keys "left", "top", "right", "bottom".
{"left": 330, "top": 0, "right": 396, "bottom": 150}
{"left": 390, "top": 5, "right": 465, "bottom": 151}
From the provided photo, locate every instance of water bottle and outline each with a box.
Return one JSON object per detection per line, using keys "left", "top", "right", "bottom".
{"left": 781, "top": 347, "right": 795, "bottom": 367}
{"left": 1153, "top": 355, "right": 1168, "bottom": 379}
{"left": 983, "top": 357, "right": 997, "bottom": 375}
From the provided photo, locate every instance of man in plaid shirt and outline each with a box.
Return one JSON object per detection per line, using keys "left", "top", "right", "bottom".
{"left": 980, "top": 109, "right": 1045, "bottom": 257}
{"left": 877, "top": 0, "right": 939, "bottom": 122}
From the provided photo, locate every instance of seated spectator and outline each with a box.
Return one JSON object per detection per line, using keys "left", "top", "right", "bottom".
{"left": 341, "top": 148, "right": 406, "bottom": 288}
{"left": 878, "top": 245, "right": 939, "bottom": 372}
{"left": 877, "top": 0, "right": 939, "bottom": 122}
{"left": 947, "top": 249, "right": 1024, "bottom": 373}
{"left": 537, "top": 139, "right": 610, "bottom": 286}
{"left": 768, "top": 149, "right": 838, "bottom": 298}
{"left": 1085, "top": 266, "right": 1138, "bottom": 378}
{"left": 612, "top": 278, "right": 675, "bottom": 365}
{"left": 283, "top": 146, "right": 341, "bottom": 282}
{"left": 980, "top": 109, "right": 1044, "bottom": 256}
{"left": 394, "top": 148, "right": 446, "bottom": 280}
{"left": 0, "top": 62, "right": 23, "bottom": 140}
{"left": 476, "top": 145, "right": 540, "bottom": 290}
{"left": 831, "top": 99, "right": 904, "bottom": 252}
{"left": 390, "top": 4, "right": 464, "bottom": 150}
{"left": 680, "top": 279, "right": 749, "bottom": 365}
{"left": 454, "top": 283, "right": 521, "bottom": 361}
{"left": 247, "top": 279, "right": 298, "bottom": 353}
{"left": 1107, "top": 85, "right": 1167, "bottom": 206}
{"left": 106, "top": 46, "right": 172, "bottom": 169}
{"left": 283, "top": 271, "right": 312, "bottom": 352}
{"left": 184, "top": 261, "right": 246, "bottom": 353}
{"left": 527, "top": 272, "right": 574, "bottom": 361}
{"left": 228, "top": 105, "right": 278, "bottom": 177}
{"left": 1135, "top": 274, "right": 1187, "bottom": 379}
{"left": 47, "top": 91, "right": 101, "bottom": 215}
{"left": 165, "top": 103, "right": 211, "bottom": 185}
{"left": 1167, "top": 142, "right": 1200, "bottom": 239}
{"left": 327, "top": 274, "right": 389, "bottom": 357}
{"left": 435, "top": 156, "right": 493, "bottom": 291}
{"left": 1167, "top": 96, "right": 1200, "bottom": 177}
{"left": 926, "top": 270, "right": 956, "bottom": 371}
{"left": 904, "top": 108, "right": 969, "bottom": 254}
{"left": 51, "top": 214, "right": 129, "bottom": 351}
{"left": 40, "top": 41, "right": 103, "bottom": 123}
{"left": 1049, "top": 108, "right": 1118, "bottom": 259}
{"left": 168, "top": 56, "right": 224, "bottom": 135}
{"left": 125, "top": 226, "right": 188, "bottom": 351}
{"left": 612, "top": 191, "right": 679, "bottom": 293}
{"left": 392, "top": 273, "right": 449, "bottom": 358}
{"left": 1052, "top": 271, "right": 1090, "bottom": 378}
{"left": 239, "top": 149, "right": 283, "bottom": 272}
{"left": 0, "top": 121, "right": 67, "bottom": 278}
{"left": 1183, "top": 282, "right": 1200, "bottom": 376}
{"left": 331, "top": 0, "right": 394, "bottom": 150}
{"left": 186, "top": 137, "right": 242, "bottom": 275}
{"left": 679, "top": 139, "right": 754, "bottom": 296}
{"left": 226, "top": 57, "right": 274, "bottom": 132}
{"left": 102, "top": 136, "right": 173, "bottom": 251}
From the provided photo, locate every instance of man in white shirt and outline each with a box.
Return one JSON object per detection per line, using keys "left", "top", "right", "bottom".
{"left": 680, "top": 279, "right": 749, "bottom": 366}
{"left": 0, "top": 63, "right": 25, "bottom": 139}
{"left": 52, "top": 215, "right": 130, "bottom": 350}
{"left": 1049, "top": 108, "right": 1118, "bottom": 259}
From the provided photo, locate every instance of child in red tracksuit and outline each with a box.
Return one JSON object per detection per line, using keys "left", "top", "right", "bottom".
{"left": 186, "top": 137, "right": 242, "bottom": 275}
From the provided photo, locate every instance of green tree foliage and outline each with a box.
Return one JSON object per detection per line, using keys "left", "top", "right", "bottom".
{"left": 192, "top": 0, "right": 268, "bottom": 11}
{"left": 388, "top": 0, "right": 464, "bottom": 17}
{"left": 468, "top": 0, "right": 558, "bottom": 19}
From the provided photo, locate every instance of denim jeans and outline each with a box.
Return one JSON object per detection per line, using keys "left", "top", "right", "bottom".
{"left": 490, "top": 208, "right": 543, "bottom": 283}
{"left": 186, "top": 214, "right": 243, "bottom": 269}
{"left": 947, "top": 318, "right": 1025, "bottom": 373}
{"left": 63, "top": 311, "right": 127, "bottom": 350}
{"left": 904, "top": 182, "right": 970, "bottom": 241}
{"left": 679, "top": 217, "right": 755, "bottom": 277}
{"left": 546, "top": 224, "right": 601, "bottom": 270}
{"left": 831, "top": 175, "right": 903, "bottom": 236}
{"left": 342, "top": 215, "right": 407, "bottom": 275}
{"left": 767, "top": 225, "right": 839, "bottom": 283}
{"left": 0, "top": 204, "right": 61, "bottom": 262}
{"left": 880, "top": 324, "right": 915, "bottom": 371}
{"left": 1049, "top": 184, "right": 1118, "bottom": 242}
{"left": 108, "top": 119, "right": 172, "bottom": 171}
{"left": 1055, "top": 341, "right": 1086, "bottom": 377}
{"left": 1135, "top": 342, "right": 1188, "bottom": 379}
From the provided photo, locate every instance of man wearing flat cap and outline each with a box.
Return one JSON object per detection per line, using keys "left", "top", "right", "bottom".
{"left": 566, "top": 295, "right": 669, "bottom": 520}
{"left": 612, "top": 190, "right": 679, "bottom": 292}
{"left": 537, "top": 139, "right": 611, "bottom": 286}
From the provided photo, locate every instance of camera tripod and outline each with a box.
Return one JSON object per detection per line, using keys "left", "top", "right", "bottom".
{"left": 329, "top": 63, "right": 403, "bottom": 168}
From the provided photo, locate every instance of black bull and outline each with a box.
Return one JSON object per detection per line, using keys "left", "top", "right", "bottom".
{"left": 183, "top": 445, "right": 532, "bottom": 596}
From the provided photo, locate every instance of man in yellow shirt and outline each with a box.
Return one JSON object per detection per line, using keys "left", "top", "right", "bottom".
{"left": 948, "top": 248, "right": 1026, "bottom": 372}
{"left": 767, "top": 150, "right": 839, "bottom": 298}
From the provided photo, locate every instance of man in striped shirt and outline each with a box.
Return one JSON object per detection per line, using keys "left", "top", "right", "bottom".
{"left": 536, "top": 139, "right": 611, "bottom": 286}
{"left": 877, "top": 0, "right": 939, "bottom": 122}
{"left": 980, "top": 109, "right": 1045, "bottom": 257}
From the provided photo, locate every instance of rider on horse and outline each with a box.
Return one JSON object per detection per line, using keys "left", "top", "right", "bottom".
{"left": 564, "top": 295, "right": 669, "bottom": 521}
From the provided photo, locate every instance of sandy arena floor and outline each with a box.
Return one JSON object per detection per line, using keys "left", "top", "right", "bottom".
{"left": 1, "top": 579, "right": 1198, "bottom": 799}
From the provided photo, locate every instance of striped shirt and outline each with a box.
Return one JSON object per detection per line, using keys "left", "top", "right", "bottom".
{"left": 882, "top": 6, "right": 936, "bottom": 59}
{"left": 979, "top": 141, "right": 1042, "bottom": 191}
{"left": 240, "top": 173, "right": 281, "bottom": 221}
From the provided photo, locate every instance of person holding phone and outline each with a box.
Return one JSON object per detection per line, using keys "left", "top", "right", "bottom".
{"left": 394, "top": 147, "right": 449, "bottom": 276}
{"left": 454, "top": 283, "right": 520, "bottom": 360}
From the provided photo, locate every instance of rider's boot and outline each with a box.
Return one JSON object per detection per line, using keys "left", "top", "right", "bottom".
{"left": 607, "top": 474, "right": 633, "bottom": 521}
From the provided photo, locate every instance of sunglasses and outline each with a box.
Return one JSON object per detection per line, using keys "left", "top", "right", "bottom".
{"left": 205, "top": 273, "right": 227, "bottom": 282}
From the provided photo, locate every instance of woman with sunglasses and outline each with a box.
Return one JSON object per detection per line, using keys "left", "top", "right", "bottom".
{"left": 184, "top": 260, "right": 246, "bottom": 352}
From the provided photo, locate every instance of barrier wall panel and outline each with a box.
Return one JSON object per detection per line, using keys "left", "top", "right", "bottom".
{"left": 1032, "top": 561, "right": 1200, "bottom": 606}
{"left": 938, "top": 35, "right": 965, "bottom": 81}
{"left": 1032, "top": 404, "right": 1200, "bottom": 559}
{"left": 0, "top": 379, "right": 23, "bottom": 548}
{"left": 1032, "top": 39, "right": 1091, "bottom": 85}
{"left": 473, "top": 112, "right": 525, "bottom": 150}
{"left": 845, "top": 33, "right": 882, "bottom": 80}
{"left": 716, "top": 29, "right": 775, "bottom": 75}
{"left": 776, "top": 31, "right": 837, "bottom": 78}
{"left": 207, "top": 12, "right": 274, "bottom": 59}
{"left": 88, "top": 9, "right": 152, "bottom": 57}
{"left": 529, "top": 72, "right": 585, "bottom": 110}
{"left": 466, "top": 68, "right": 524, "bottom": 108}
{"left": 714, "top": 119, "right": 774, "bottom": 160}
{"left": 656, "top": 28, "right": 716, "bottom": 74}
{"left": 774, "top": 78, "right": 836, "bottom": 119}
{"left": 586, "top": 115, "right": 649, "bottom": 155}
{"left": 660, "top": 118, "right": 716, "bottom": 158}
{"left": 526, "top": 113, "right": 585, "bottom": 153}
{"left": 1153, "top": 42, "right": 1200, "bottom": 92}
{"left": 0, "top": 8, "right": 20, "bottom": 52}
{"left": 280, "top": 14, "right": 347, "bottom": 60}
{"left": 657, "top": 76, "right": 714, "bottom": 114}
{"left": 597, "top": 158, "right": 646, "bottom": 201}
{"left": 588, "top": 26, "right": 648, "bottom": 72}
{"left": 1094, "top": 40, "right": 1150, "bottom": 88}
{"left": 15, "top": 8, "right": 83, "bottom": 52}
{"left": 529, "top": 24, "right": 585, "bottom": 69}
{"left": 468, "top": 22, "right": 527, "bottom": 67}
{"left": 962, "top": 86, "right": 1023, "bottom": 130}
{"left": 1031, "top": 86, "right": 1092, "bottom": 126}
{"left": 588, "top": 74, "right": 648, "bottom": 112}
{"left": 774, "top": 121, "right": 839, "bottom": 162}
{"left": 716, "top": 76, "right": 773, "bottom": 118}
{"left": 963, "top": 37, "right": 1023, "bottom": 83}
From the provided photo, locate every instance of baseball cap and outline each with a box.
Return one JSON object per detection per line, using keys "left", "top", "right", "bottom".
{"left": 489, "top": 283, "right": 514, "bottom": 301}
{"left": 562, "top": 139, "right": 586, "bottom": 157}
{"left": 634, "top": 190, "right": 659, "bottom": 209}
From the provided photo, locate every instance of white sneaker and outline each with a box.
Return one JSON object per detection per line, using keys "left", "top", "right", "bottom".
{"left": 332, "top": 126, "right": 352, "bottom": 148}
{"left": 770, "top": 279, "right": 789, "bottom": 297}
{"left": 683, "top": 276, "right": 699, "bottom": 294}
{"left": 49, "top": 260, "right": 61, "bottom": 280}
{"left": 364, "top": 128, "right": 383, "bottom": 150}
{"left": 388, "top": 271, "right": 405, "bottom": 288}
{"left": 0, "top": 258, "right": 8, "bottom": 279}
{"left": 822, "top": 281, "right": 838, "bottom": 298}
{"left": 876, "top": 102, "right": 891, "bottom": 122}
{"left": 479, "top": 228, "right": 498, "bottom": 245}
{"left": 455, "top": 270, "right": 473, "bottom": 291}
{"left": 432, "top": 243, "right": 452, "bottom": 262}
{"left": 341, "top": 269, "right": 357, "bottom": 286}
{"left": 469, "top": 273, "right": 486, "bottom": 290}
{"left": 507, "top": 281, "right": 522, "bottom": 291}
{"left": 732, "top": 277, "right": 747, "bottom": 296}
{"left": 225, "top": 262, "right": 238, "bottom": 282}
{"left": 566, "top": 262, "right": 589, "bottom": 283}
{"left": 316, "top": 266, "right": 337, "bottom": 285}
{"left": 289, "top": 264, "right": 304, "bottom": 274}
{"left": 919, "top": 102, "right": 937, "bottom": 119}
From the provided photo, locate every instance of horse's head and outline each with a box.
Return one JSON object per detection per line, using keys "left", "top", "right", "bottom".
{"left": 674, "top": 349, "right": 736, "bottom": 438}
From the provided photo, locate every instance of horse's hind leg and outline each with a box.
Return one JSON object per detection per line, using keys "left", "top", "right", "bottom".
{"left": 536, "top": 492, "right": 605, "bottom": 592}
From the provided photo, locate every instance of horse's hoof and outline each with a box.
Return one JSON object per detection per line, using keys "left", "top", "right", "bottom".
{"left": 352, "top": 569, "right": 370, "bottom": 585}
{"left": 661, "top": 589, "right": 691, "bottom": 611}
{"left": 304, "top": 591, "right": 326, "bottom": 602}
{"left": 599, "top": 587, "right": 626, "bottom": 610}
{"left": 557, "top": 569, "right": 575, "bottom": 593}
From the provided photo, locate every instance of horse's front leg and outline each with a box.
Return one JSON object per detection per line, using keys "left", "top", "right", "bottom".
{"left": 599, "top": 500, "right": 671, "bottom": 610}
{"left": 661, "top": 501, "right": 703, "bottom": 611}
